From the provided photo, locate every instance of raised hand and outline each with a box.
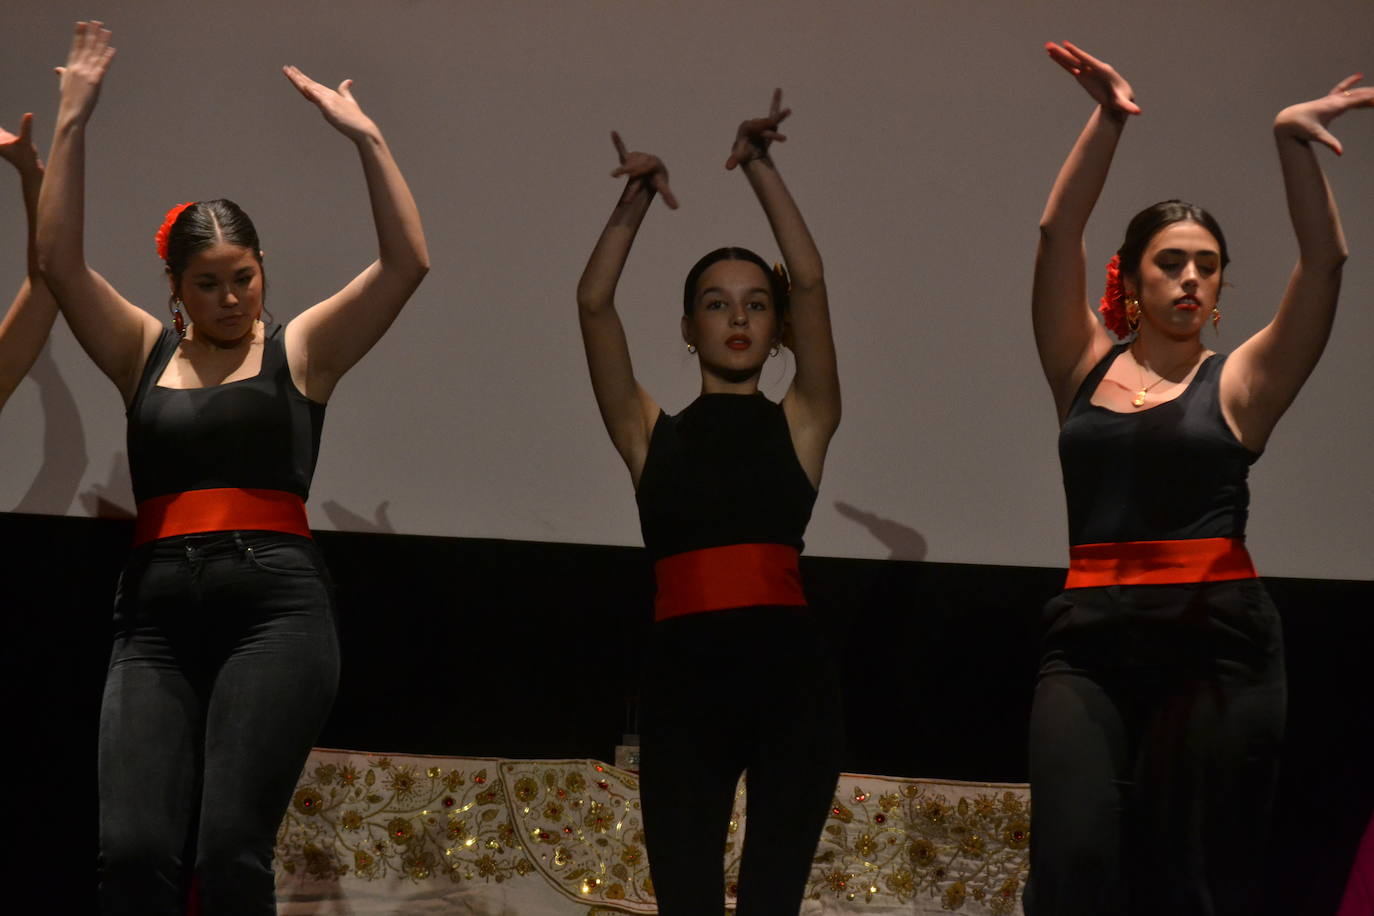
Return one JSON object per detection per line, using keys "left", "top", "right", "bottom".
{"left": 1274, "top": 74, "right": 1374, "bottom": 155}
{"left": 282, "top": 66, "right": 379, "bottom": 142}
{"left": 0, "top": 114, "right": 42, "bottom": 177}
{"left": 1045, "top": 41, "right": 1141, "bottom": 117}
{"left": 610, "top": 131, "right": 678, "bottom": 209}
{"left": 55, "top": 21, "right": 116, "bottom": 125}
{"left": 725, "top": 88, "right": 789, "bottom": 170}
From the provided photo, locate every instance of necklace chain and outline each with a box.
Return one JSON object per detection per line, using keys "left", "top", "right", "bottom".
{"left": 1130, "top": 346, "right": 1201, "bottom": 408}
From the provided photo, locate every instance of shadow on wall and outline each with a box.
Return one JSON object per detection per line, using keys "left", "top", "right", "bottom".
{"left": 10, "top": 346, "right": 88, "bottom": 514}
{"left": 833, "top": 500, "right": 928, "bottom": 560}
{"left": 79, "top": 452, "right": 134, "bottom": 520}
{"left": 320, "top": 499, "right": 396, "bottom": 533}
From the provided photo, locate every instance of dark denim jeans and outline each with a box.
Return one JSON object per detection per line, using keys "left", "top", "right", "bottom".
{"left": 98, "top": 531, "right": 340, "bottom": 915}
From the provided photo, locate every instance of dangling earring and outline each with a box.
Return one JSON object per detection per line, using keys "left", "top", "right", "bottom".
{"left": 1211, "top": 305, "right": 1221, "bottom": 333}
{"left": 169, "top": 296, "right": 186, "bottom": 338}
{"left": 1125, "top": 296, "right": 1140, "bottom": 333}
{"left": 686, "top": 343, "right": 697, "bottom": 355}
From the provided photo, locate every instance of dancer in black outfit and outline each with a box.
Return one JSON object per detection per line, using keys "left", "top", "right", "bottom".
{"left": 577, "top": 90, "right": 842, "bottom": 915}
{"left": 1024, "top": 41, "right": 1370, "bottom": 915}
{"left": 0, "top": 110, "right": 59, "bottom": 412}
{"left": 36, "top": 22, "right": 428, "bottom": 914}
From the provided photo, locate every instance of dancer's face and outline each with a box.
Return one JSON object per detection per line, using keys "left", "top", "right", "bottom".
{"left": 1127, "top": 221, "right": 1222, "bottom": 340}
{"left": 682, "top": 260, "right": 780, "bottom": 379}
{"left": 172, "top": 242, "right": 264, "bottom": 344}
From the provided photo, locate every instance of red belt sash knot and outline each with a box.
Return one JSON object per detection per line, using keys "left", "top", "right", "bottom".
{"left": 133, "top": 487, "right": 312, "bottom": 546}
{"left": 1065, "top": 537, "right": 1256, "bottom": 589}
{"left": 653, "top": 543, "right": 806, "bottom": 622}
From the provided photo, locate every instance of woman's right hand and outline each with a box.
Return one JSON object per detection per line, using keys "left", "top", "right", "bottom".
{"left": 0, "top": 114, "right": 42, "bottom": 178}
{"left": 55, "top": 21, "right": 116, "bottom": 124}
{"left": 1046, "top": 41, "right": 1141, "bottom": 117}
{"left": 610, "top": 132, "right": 678, "bottom": 209}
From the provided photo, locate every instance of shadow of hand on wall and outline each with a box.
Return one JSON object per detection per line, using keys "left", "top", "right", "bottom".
{"left": 79, "top": 452, "right": 134, "bottom": 520}
{"left": 834, "top": 500, "right": 928, "bottom": 561}
{"left": 12, "top": 346, "right": 89, "bottom": 514}
{"left": 320, "top": 499, "right": 396, "bottom": 533}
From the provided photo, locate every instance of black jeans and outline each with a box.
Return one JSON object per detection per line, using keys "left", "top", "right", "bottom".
{"left": 1023, "top": 579, "right": 1285, "bottom": 916}
{"left": 98, "top": 532, "right": 340, "bottom": 915}
{"left": 639, "top": 606, "right": 844, "bottom": 916}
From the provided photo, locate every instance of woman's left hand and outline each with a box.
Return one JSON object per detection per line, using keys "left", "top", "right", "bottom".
{"left": 282, "top": 65, "right": 379, "bottom": 142}
{"left": 1275, "top": 74, "right": 1374, "bottom": 155}
{"left": 0, "top": 113, "right": 42, "bottom": 177}
{"left": 725, "top": 88, "right": 789, "bottom": 170}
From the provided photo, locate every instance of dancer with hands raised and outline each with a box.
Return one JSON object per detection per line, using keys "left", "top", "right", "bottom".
{"left": 1025, "top": 40, "right": 1370, "bottom": 915}
{"left": 36, "top": 21, "right": 427, "bottom": 914}
{"left": 0, "top": 112, "right": 59, "bottom": 412}
{"left": 578, "top": 89, "right": 842, "bottom": 915}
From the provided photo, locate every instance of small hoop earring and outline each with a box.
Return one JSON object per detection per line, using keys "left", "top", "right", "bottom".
{"left": 686, "top": 343, "right": 697, "bottom": 355}
{"left": 1211, "top": 305, "right": 1221, "bottom": 333}
{"left": 169, "top": 296, "right": 186, "bottom": 338}
{"left": 769, "top": 344, "right": 780, "bottom": 358}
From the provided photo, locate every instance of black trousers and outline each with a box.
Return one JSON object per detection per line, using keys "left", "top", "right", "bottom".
{"left": 1023, "top": 578, "right": 1285, "bottom": 915}
{"left": 97, "top": 532, "right": 340, "bottom": 916}
{"left": 639, "top": 606, "right": 844, "bottom": 916}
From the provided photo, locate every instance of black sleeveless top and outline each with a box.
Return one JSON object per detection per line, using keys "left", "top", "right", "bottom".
{"left": 636, "top": 393, "right": 817, "bottom": 563}
{"left": 127, "top": 324, "right": 326, "bottom": 503}
{"left": 1058, "top": 344, "right": 1259, "bottom": 546}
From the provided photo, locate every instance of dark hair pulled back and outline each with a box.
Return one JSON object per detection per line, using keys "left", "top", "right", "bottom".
{"left": 164, "top": 199, "right": 263, "bottom": 286}
{"left": 1117, "top": 199, "right": 1230, "bottom": 277}
{"left": 682, "top": 247, "right": 790, "bottom": 323}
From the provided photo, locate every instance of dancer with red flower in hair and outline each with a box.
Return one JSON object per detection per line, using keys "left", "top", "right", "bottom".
{"left": 36, "top": 22, "right": 428, "bottom": 914}
{"left": 0, "top": 110, "right": 59, "bottom": 413}
{"left": 1024, "top": 40, "right": 1370, "bottom": 914}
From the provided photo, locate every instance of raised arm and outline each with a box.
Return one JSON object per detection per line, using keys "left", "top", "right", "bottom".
{"left": 576, "top": 132, "right": 677, "bottom": 485}
{"left": 1033, "top": 42, "right": 1142, "bottom": 418}
{"left": 36, "top": 21, "right": 163, "bottom": 405}
{"left": 1223, "top": 76, "right": 1372, "bottom": 452}
{"left": 281, "top": 66, "right": 430, "bottom": 404}
{"left": 0, "top": 114, "right": 60, "bottom": 410}
{"left": 727, "top": 89, "right": 839, "bottom": 478}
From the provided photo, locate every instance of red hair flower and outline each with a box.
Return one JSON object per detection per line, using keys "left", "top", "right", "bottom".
{"left": 154, "top": 201, "right": 196, "bottom": 262}
{"left": 1098, "top": 253, "right": 1131, "bottom": 338}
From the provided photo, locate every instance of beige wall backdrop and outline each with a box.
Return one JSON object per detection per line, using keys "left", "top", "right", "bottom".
{"left": 1, "top": 0, "right": 1371, "bottom": 579}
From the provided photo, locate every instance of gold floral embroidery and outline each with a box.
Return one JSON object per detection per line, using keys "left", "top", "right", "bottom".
{"left": 277, "top": 751, "right": 1030, "bottom": 914}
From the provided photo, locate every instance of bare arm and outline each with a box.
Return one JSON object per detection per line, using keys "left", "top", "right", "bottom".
{"left": 35, "top": 21, "right": 162, "bottom": 406}
{"left": 0, "top": 114, "right": 60, "bottom": 409}
{"left": 727, "top": 89, "right": 839, "bottom": 484}
{"left": 279, "top": 67, "right": 429, "bottom": 404}
{"left": 1033, "top": 42, "right": 1141, "bottom": 419}
{"left": 1223, "top": 76, "right": 1372, "bottom": 451}
{"left": 576, "top": 132, "right": 677, "bottom": 485}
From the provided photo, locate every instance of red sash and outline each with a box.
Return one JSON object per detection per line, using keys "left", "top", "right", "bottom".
{"left": 133, "top": 487, "right": 311, "bottom": 546}
{"left": 1065, "top": 537, "right": 1256, "bottom": 588}
{"left": 653, "top": 543, "right": 806, "bottom": 622}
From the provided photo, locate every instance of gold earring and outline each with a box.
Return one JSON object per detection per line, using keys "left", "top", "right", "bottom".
{"left": 1125, "top": 296, "right": 1140, "bottom": 333}
{"left": 686, "top": 343, "right": 697, "bottom": 355}
{"left": 169, "top": 297, "right": 186, "bottom": 338}
{"left": 1211, "top": 306, "right": 1221, "bottom": 332}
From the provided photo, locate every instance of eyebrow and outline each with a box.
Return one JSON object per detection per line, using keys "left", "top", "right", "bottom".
{"left": 1157, "top": 248, "right": 1219, "bottom": 258}
{"left": 699, "top": 286, "right": 772, "bottom": 298}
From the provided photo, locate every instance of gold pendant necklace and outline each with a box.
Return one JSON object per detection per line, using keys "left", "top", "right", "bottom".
{"left": 1131, "top": 347, "right": 1198, "bottom": 408}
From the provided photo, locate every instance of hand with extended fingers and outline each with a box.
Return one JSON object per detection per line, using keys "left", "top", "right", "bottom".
{"left": 55, "top": 20, "right": 117, "bottom": 124}
{"left": 725, "top": 88, "right": 790, "bottom": 170}
{"left": 610, "top": 131, "right": 678, "bottom": 209}
{"left": 1045, "top": 41, "right": 1141, "bottom": 117}
{"left": 282, "top": 65, "right": 379, "bottom": 142}
{"left": 1274, "top": 74, "right": 1374, "bottom": 155}
{"left": 0, "top": 113, "right": 42, "bottom": 177}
